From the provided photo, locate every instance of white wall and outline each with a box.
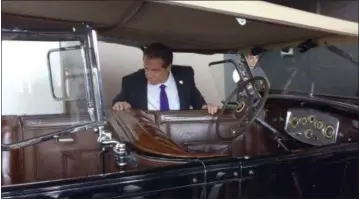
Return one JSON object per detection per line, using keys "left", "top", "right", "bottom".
{"left": 98, "top": 42, "right": 225, "bottom": 109}
{"left": 1, "top": 41, "right": 64, "bottom": 115}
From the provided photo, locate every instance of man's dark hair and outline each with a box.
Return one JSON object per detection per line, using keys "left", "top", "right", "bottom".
{"left": 143, "top": 42, "right": 173, "bottom": 68}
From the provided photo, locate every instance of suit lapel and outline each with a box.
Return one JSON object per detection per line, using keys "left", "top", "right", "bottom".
{"left": 172, "top": 68, "right": 187, "bottom": 110}
{"left": 137, "top": 70, "right": 148, "bottom": 110}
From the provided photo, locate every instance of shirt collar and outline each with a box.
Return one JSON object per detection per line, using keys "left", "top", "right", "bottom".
{"left": 163, "top": 72, "right": 174, "bottom": 86}
{"left": 148, "top": 72, "right": 174, "bottom": 87}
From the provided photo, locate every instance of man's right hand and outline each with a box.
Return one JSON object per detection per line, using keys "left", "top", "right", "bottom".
{"left": 112, "top": 101, "right": 132, "bottom": 111}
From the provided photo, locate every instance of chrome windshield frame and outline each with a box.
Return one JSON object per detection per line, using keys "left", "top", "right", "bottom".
{"left": 1, "top": 25, "right": 125, "bottom": 158}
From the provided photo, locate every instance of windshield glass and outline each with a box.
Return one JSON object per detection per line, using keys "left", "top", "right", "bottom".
{"left": 215, "top": 43, "right": 358, "bottom": 101}
{"left": 1, "top": 39, "right": 90, "bottom": 121}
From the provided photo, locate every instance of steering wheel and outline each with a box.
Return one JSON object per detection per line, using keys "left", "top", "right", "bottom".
{"left": 215, "top": 76, "right": 270, "bottom": 140}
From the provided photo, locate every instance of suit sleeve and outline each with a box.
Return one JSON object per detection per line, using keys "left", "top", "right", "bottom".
{"left": 188, "top": 68, "right": 207, "bottom": 109}
{"left": 112, "top": 77, "right": 128, "bottom": 106}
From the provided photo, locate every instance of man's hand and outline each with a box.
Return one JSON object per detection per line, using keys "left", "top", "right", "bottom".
{"left": 112, "top": 101, "right": 132, "bottom": 111}
{"left": 201, "top": 103, "right": 218, "bottom": 115}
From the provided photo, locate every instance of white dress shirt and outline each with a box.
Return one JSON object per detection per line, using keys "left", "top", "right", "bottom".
{"left": 147, "top": 72, "right": 180, "bottom": 111}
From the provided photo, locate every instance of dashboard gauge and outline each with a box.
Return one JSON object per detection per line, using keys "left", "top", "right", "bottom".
{"left": 323, "top": 125, "right": 335, "bottom": 138}
{"left": 308, "top": 115, "right": 315, "bottom": 123}
{"left": 301, "top": 117, "right": 308, "bottom": 125}
{"left": 290, "top": 117, "right": 299, "bottom": 128}
{"left": 304, "top": 129, "right": 313, "bottom": 138}
{"left": 316, "top": 121, "right": 324, "bottom": 129}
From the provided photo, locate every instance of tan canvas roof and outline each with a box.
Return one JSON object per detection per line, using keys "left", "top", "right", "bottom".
{"left": 2, "top": 0, "right": 358, "bottom": 53}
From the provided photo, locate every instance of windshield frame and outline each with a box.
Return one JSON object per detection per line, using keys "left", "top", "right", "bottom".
{"left": 1, "top": 25, "right": 108, "bottom": 149}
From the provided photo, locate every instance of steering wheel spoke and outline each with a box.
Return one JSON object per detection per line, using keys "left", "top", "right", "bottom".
{"left": 216, "top": 76, "right": 270, "bottom": 140}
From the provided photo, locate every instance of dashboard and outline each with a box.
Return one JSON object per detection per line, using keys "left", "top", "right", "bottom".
{"left": 284, "top": 108, "right": 340, "bottom": 146}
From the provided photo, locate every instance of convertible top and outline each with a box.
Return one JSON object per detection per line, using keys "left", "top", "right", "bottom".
{"left": 2, "top": 0, "right": 358, "bottom": 53}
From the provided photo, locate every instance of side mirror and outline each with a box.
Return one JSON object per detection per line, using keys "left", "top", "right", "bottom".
{"left": 47, "top": 45, "right": 86, "bottom": 101}
{"left": 280, "top": 47, "right": 294, "bottom": 57}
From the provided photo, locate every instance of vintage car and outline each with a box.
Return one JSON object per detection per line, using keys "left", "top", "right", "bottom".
{"left": 1, "top": 1, "right": 358, "bottom": 199}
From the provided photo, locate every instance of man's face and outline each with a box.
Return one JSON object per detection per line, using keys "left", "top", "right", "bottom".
{"left": 143, "top": 56, "right": 170, "bottom": 85}
{"left": 245, "top": 54, "right": 259, "bottom": 69}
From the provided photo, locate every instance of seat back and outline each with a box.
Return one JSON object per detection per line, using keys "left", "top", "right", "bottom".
{"left": 147, "top": 110, "right": 240, "bottom": 153}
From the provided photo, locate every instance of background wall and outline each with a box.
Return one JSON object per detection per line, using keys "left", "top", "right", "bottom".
{"left": 266, "top": 0, "right": 358, "bottom": 22}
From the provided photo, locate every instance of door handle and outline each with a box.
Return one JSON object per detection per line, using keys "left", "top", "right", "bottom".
{"left": 56, "top": 135, "right": 76, "bottom": 143}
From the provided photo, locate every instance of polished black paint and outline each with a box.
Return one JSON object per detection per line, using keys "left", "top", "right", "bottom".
{"left": 2, "top": 143, "right": 358, "bottom": 199}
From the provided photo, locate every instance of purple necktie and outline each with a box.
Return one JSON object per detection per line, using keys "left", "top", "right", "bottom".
{"left": 159, "top": 84, "right": 169, "bottom": 111}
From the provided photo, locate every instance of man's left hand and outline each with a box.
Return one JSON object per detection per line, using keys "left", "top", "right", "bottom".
{"left": 202, "top": 103, "right": 218, "bottom": 115}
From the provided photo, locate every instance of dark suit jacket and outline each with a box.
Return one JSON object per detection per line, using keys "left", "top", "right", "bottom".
{"left": 112, "top": 65, "right": 206, "bottom": 110}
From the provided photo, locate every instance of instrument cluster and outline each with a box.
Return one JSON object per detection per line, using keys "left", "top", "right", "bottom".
{"left": 284, "top": 108, "right": 340, "bottom": 146}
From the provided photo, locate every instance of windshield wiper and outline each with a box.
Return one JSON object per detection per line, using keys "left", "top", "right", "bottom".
{"left": 283, "top": 68, "right": 298, "bottom": 92}
{"left": 297, "top": 39, "right": 358, "bottom": 67}
{"left": 326, "top": 45, "right": 359, "bottom": 67}
{"left": 326, "top": 45, "right": 359, "bottom": 98}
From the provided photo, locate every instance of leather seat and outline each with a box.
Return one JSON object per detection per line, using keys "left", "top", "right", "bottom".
{"left": 109, "top": 109, "right": 248, "bottom": 157}
{"left": 147, "top": 110, "right": 240, "bottom": 154}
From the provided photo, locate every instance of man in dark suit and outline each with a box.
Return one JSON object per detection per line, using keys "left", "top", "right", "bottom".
{"left": 112, "top": 42, "right": 218, "bottom": 114}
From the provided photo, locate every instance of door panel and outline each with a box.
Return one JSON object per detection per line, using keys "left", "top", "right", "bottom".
{"left": 1, "top": 116, "right": 23, "bottom": 185}
{"left": 21, "top": 114, "right": 100, "bottom": 183}
{"left": 1, "top": 114, "right": 119, "bottom": 185}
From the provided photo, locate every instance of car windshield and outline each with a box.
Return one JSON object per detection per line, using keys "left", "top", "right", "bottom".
{"left": 212, "top": 43, "right": 359, "bottom": 101}
{"left": 1, "top": 39, "right": 89, "bottom": 122}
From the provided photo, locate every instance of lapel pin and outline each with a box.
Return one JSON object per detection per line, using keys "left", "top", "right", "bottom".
{"left": 179, "top": 80, "right": 183, "bottom": 84}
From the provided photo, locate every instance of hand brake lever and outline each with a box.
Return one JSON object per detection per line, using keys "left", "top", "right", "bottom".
{"left": 254, "top": 118, "right": 289, "bottom": 151}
